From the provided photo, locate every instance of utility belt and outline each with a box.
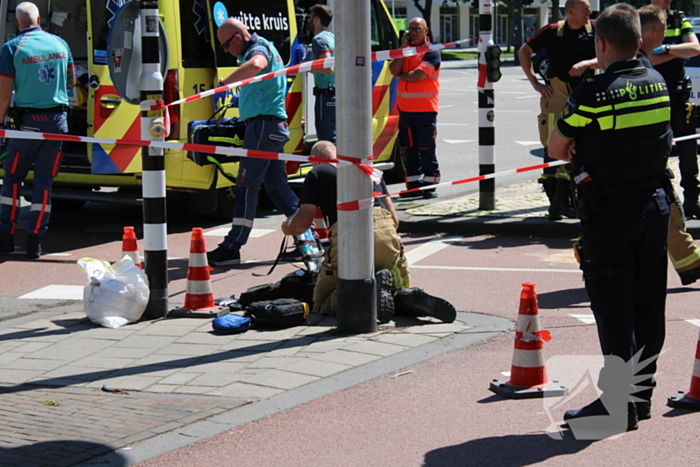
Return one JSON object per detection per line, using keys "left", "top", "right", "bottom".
{"left": 572, "top": 169, "right": 670, "bottom": 221}
{"left": 313, "top": 86, "right": 335, "bottom": 98}
{"left": 246, "top": 114, "right": 285, "bottom": 123}
{"left": 668, "top": 76, "right": 693, "bottom": 95}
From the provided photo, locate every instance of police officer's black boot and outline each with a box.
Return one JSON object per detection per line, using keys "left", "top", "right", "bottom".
{"left": 553, "top": 178, "right": 577, "bottom": 220}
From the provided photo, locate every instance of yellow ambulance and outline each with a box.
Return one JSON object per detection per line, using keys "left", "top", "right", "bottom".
{"left": 0, "top": 0, "right": 401, "bottom": 218}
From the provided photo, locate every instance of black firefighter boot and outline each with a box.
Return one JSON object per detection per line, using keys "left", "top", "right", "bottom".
{"left": 394, "top": 288, "right": 457, "bottom": 323}
{"left": 552, "top": 178, "right": 577, "bottom": 220}
{"left": 539, "top": 176, "right": 560, "bottom": 220}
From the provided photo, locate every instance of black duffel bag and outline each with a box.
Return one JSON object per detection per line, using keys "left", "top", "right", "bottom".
{"left": 245, "top": 298, "right": 310, "bottom": 328}
{"left": 238, "top": 269, "right": 315, "bottom": 307}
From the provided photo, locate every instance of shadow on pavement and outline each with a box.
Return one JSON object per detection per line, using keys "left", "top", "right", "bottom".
{"left": 0, "top": 440, "right": 127, "bottom": 466}
{"left": 537, "top": 287, "right": 590, "bottom": 310}
{"left": 423, "top": 432, "right": 593, "bottom": 467}
{"left": 0, "top": 332, "right": 343, "bottom": 395}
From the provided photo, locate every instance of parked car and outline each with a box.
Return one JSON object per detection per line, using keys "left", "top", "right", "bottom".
{"left": 532, "top": 49, "right": 549, "bottom": 81}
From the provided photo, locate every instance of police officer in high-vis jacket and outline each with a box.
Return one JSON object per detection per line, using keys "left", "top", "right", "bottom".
{"left": 518, "top": 0, "right": 596, "bottom": 220}
{"left": 0, "top": 2, "right": 74, "bottom": 259}
{"left": 550, "top": 3, "right": 671, "bottom": 433}
{"left": 650, "top": 0, "right": 700, "bottom": 219}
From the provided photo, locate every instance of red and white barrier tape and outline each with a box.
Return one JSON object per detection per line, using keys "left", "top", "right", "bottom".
{"left": 671, "top": 132, "right": 700, "bottom": 143}
{"left": 384, "top": 160, "right": 569, "bottom": 199}
{"left": 0, "top": 128, "right": 382, "bottom": 182}
{"left": 168, "top": 38, "right": 473, "bottom": 107}
{"left": 336, "top": 160, "right": 571, "bottom": 212}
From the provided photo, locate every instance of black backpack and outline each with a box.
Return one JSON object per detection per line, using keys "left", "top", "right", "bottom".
{"left": 245, "top": 298, "right": 310, "bottom": 328}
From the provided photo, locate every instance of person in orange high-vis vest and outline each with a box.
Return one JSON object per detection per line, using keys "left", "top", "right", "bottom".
{"left": 389, "top": 17, "right": 441, "bottom": 199}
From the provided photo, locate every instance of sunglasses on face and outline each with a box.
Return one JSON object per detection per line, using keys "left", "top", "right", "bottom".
{"left": 221, "top": 32, "right": 240, "bottom": 50}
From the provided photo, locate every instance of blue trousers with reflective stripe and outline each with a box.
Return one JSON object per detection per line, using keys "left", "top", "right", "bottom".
{"left": 222, "top": 118, "right": 298, "bottom": 250}
{"left": 1, "top": 111, "right": 67, "bottom": 236}
{"left": 314, "top": 92, "right": 336, "bottom": 144}
{"left": 398, "top": 111, "right": 440, "bottom": 190}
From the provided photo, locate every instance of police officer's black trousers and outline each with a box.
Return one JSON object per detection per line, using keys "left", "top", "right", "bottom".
{"left": 670, "top": 93, "right": 699, "bottom": 203}
{"left": 581, "top": 188, "right": 670, "bottom": 402}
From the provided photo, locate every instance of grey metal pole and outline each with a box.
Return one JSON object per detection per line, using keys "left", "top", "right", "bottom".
{"left": 139, "top": 0, "right": 168, "bottom": 319}
{"left": 477, "top": 0, "right": 495, "bottom": 211}
{"left": 335, "top": 0, "right": 377, "bottom": 333}
{"left": 513, "top": 0, "right": 523, "bottom": 67}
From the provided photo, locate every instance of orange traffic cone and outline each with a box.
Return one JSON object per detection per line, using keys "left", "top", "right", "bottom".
{"left": 169, "top": 228, "right": 227, "bottom": 319}
{"left": 313, "top": 208, "right": 329, "bottom": 240}
{"left": 121, "top": 226, "right": 142, "bottom": 269}
{"left": 668, "top": 328, "right": 700, "bottom": 410}
{"left": 489, "top": 282, "right": 568, "bottom": 399}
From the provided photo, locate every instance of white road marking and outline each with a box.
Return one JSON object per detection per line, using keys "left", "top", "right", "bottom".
{"left": 205, "top": 228, "right": 276, "bottom": 238}
{"left": 515, "top": 95, "right": 539, "bottom": 99}
{"left": 439, "top": 105, "right": 455, "bottom": 109}
{"left": 405, "top": 236, "right": 462, "bottom": 265}
{"left": 410, "top": 265, "right": 581, "bottom": 273}
{"left": 570, "top": 314, "right": 596, "bottom": 324}
{"left": 438, "top": 123, "right": 471, "bottom": 126}
{"left": 443, "top": 139, "right": 474, "bottom": 144}
{"left": 514, "top": 141, "right": 542, "bottom": 146}
{"left": 19, "top": 285, "right": 83, "bottom": 300}
{"left": 683, "top": 318, "right": 700, "bottom": 327}
{"left": 501, "top": 371, "right": 511, "bottom": 377}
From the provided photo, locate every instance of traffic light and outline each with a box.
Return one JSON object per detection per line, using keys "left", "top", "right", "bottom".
{"left": 485, "top": 44, "right": 502, "bottom": 82}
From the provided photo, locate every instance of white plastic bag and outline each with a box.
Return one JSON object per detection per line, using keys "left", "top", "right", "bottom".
{"left": 77, "top": 257, "right": 150, "bottom": 328}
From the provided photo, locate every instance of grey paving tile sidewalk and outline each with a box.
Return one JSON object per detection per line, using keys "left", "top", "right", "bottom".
{"left": 0, "top": 308, "right": 476, "bottom": 466}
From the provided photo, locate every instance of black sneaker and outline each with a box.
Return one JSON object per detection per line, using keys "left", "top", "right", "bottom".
{"left": 423, "top": 190, "right": 437, "bottom": 199}
{"left": 25, "top": 234, "right": 41, "bottom": 260}
{"left": 0, "top": 231, "right": 14, "bottom": 254}
{"left": 394, "top": 288, "right": 457, "bottom": 323}
{"left": 563, "top": 398, "right": 639, "bottom": 432}
{"left": 375, "top": 269, "right": 394, "bottom": 324}
{"left": 207, "top": 245, "right": 241, "bottom": 267}
{"left": 679, "top": 267, "right": 700, "bottom": 286}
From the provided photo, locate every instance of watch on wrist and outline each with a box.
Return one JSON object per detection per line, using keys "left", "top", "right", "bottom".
{"left": 218, "top": 78, "right": 225, "bottom": 86}
{"left": 664, "top": 44, "right": 672, "bottom": 54}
